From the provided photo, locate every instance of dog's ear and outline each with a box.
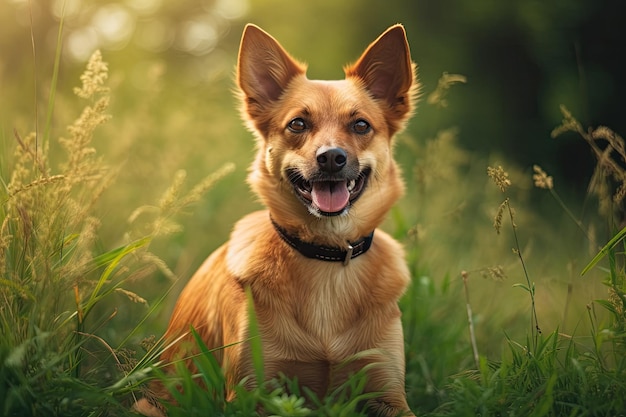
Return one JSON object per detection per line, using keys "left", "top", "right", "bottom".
{"left": 237, "top": 24, "right": 306, "bottom": 114}
{"left": 345, "top": 24, "right": 418, "bottom": 131}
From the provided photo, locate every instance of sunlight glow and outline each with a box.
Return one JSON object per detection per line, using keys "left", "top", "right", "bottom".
{"left": 214, "top": 0, "right": 248, "bottom": 19}
{"left": 92, "top": 3, "right": 135, "bottom": 48}
{"left": 177, "top": 17, "right": 218, "bottom": 56}
{"left": 66, "top": 26, "right": 99, "bottom": 61}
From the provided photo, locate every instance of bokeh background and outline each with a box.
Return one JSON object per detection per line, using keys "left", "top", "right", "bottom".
{"left": 1, "top": 0, "right": 625, "bottom": 355}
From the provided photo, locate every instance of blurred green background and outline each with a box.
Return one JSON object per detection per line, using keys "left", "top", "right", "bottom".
{"left": 3, "top": 0, "right": 624, "bottom": 187}
{"left": 1, "top": 0, "right": 624, "bottom": 354}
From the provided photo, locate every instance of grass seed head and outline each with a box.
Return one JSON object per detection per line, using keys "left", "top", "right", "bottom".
{"left": 481, "top": 265, "right": 507, "bottom": 281}
{"left": 493, "top": 198, "right": 508, "bottom": 234}
{"left": 532, "top": 165, "right": 553, "bottom": 190}
{"left": 427, "top": 72, "right": 467, "bottom": 108}
{"left": 74, "top": 50, "right": 110, "bottom": 99}
{"left": 488, "top": 165, "right": 511, "bottom": 193}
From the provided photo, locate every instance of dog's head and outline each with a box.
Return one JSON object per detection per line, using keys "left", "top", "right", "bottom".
{"left": 237, "top": 24, "right": 418, "bottom": 243}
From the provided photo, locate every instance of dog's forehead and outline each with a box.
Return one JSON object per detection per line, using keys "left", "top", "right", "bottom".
{"left": 307, "top": 78, "right": 360, "bottom": 92}
{"left": 285, "top": 78, "right": 379, "bottom": 114}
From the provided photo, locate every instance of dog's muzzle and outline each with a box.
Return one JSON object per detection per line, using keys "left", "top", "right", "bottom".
{"left": 287, "top": 147, "right": 370, "bottom": 216}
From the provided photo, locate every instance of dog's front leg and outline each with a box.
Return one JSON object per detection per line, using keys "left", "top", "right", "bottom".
{"left": 362, "top": 318, "right": 415, "bottom": 417}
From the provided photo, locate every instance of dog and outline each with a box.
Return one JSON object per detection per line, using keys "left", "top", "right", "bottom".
{"left": 135, "top": 23, "right": 418, "bottom": 417}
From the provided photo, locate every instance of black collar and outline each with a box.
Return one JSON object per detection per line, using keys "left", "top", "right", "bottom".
{"left": 270, "top": 217, "right": 374, "bottom": 266}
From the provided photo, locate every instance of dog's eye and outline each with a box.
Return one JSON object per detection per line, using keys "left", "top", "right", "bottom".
{"left": 287, "top": 118, "right": 307, "bottom": 133}
{"left": 352, "top": 119, "right": 371, "bottom": 135}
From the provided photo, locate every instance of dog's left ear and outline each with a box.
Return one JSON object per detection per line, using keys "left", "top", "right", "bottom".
{"left": 345, "top": 24, "right": 418, "bottom": 132}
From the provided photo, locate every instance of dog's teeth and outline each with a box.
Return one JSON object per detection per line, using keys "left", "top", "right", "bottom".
{"left": 347, "top": 180, "right": 356, "bottom": 191}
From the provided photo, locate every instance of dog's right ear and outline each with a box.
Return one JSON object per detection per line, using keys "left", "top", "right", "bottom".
{"left": 237, "top": 24, "right": 306, "bottom": 119}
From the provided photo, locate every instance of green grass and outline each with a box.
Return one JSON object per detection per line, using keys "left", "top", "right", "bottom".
{"left": 0, "top": 51, "right": 234, "bottom": 416}
{"left": 2, "top": 30, "right": 626, "bottom": 417}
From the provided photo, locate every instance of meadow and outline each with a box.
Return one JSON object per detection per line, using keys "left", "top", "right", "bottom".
{"left": 1, "top": 2, "right": 626, "bottom": 416}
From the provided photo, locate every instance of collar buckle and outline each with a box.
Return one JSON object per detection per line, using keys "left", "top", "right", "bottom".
{"left": 343, "top": 243, "right": 354, "bottom": 266}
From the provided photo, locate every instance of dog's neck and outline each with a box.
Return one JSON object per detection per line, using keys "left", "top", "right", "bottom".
{"left": 270, "top": 216, "right": 374, "bottom": 266}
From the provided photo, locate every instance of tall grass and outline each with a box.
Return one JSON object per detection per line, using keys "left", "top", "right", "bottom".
{"left": 0, "top": 50, "right": 233, "bottom": 417}
{"left": 423, "top": 108, "right": 626, "bottom": 416}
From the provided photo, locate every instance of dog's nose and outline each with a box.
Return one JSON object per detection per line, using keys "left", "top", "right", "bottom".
{"left": 316, "top": 147, "right": 347, "bottom": 173}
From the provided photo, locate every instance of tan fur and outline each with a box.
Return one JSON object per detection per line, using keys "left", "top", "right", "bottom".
{"left": 135, "top": 23, "right": 418, "bottom": 417}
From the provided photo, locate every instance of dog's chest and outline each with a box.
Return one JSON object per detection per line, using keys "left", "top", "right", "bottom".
{"left": 255, "top": 262, "right": 375, "bottom": 360}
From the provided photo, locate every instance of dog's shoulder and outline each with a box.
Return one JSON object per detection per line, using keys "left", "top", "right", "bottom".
{"left": 225, "top": 210, "right": 279, "bottom": 280}
{"left": 350, "top": 228, "right": 411, "bottom": 301}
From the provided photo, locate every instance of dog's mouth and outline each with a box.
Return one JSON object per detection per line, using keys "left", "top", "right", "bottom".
{"left": 287, "top": 168, "right": 371, "bottom": 216}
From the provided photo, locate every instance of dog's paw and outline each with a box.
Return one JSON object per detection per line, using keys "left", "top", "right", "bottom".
{"left": 132, "top": 398, "right": 166, "bottom": 417}
{"left": 363, "top": 398, "right": 416, "bottom": 417}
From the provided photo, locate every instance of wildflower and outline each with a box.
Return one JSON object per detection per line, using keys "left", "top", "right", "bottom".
{"left": 487, "top": 165, "right": 511, "bottom": 193}
{"left": 532, "top": 165, "right": 553, "bottom": 190}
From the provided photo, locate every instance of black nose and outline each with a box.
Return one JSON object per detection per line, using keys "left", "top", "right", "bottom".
{"left": 317, "top": 147, "right": 347, "bottom": 173}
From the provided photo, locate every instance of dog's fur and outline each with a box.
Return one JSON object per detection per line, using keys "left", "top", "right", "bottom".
{"left": 135, "top": 23, "right": 418, "bottom": 417}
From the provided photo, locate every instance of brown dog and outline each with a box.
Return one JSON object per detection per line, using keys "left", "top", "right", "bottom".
{"left": 136, "top": 23, "right": 418, "bottom": 417}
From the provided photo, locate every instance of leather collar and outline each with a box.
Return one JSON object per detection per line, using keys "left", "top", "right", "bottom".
{"left": 270, "top": 217, "right": 374, "bottom": 266}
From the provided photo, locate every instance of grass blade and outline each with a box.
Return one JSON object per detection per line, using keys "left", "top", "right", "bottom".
{"left": 581, "top": 225, "right": 626, "bottom": 275}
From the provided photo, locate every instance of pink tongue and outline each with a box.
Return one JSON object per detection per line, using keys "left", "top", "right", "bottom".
{"left": 311, "top": 181, "right": 350, "bottom": 213}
